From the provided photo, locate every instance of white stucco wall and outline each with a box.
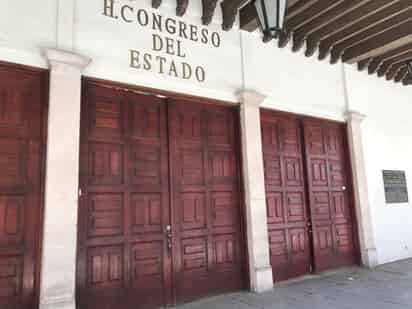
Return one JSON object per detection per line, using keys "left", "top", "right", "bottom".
{"left": 75, "top": 0, "right": 243, "bottom": 102}
{"left": 345, "top": 65, "right": 412, "bottom": 264}
{"left": 241, "top": 31, "right": 347, "bottom": 121}
{"left": 2, "top": 0, "right": 412, "bottom": 267}
{"left": 0, "top": 1, "right": 57, "bottom": 67}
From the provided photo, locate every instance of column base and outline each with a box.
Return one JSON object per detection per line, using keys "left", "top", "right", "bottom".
{"left": 362, "top": 247, "right": 379, "bottom": 268}
{"left": 40, "top": 296, "right": 75, "bottom": 309}
{"left": 252, "top": 266, "right": 274, "bottom": 293}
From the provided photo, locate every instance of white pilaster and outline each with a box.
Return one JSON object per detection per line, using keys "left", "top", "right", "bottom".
{"left": 239, "top": 90, "right": 274, "bottom": 293}
{"left": 40, "top": 49, "right": 91, "bottom": 309}
{"left": 346, "top": 111, "right": 378, "bottom": 268}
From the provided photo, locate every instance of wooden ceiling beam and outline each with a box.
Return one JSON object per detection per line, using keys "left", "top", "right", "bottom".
{"left": 376, "top": 62, "right": 392, "bottom": 77}
{"left": 394, "top": 66, "right": 408, "bottom": 83}
{"left": 287, "top": 0, "right": 317, "bottom": 18}
{"left": 386, "top": 62, "right": 405, "bottom": 80}
{"left": 286, "top": 0, "right": 344, "bottom": 32}
{"left": 152, "top": 0, "right": 234, "bottom": 28}
{"left": 279, "top": 0, "right": 345, "bottom": 48}
{"left": 342, "top": 21, "right": 412, "bottom": 63}
{"left": 367, "top": 42, "right": 412, "bottom": 74}
{"left": 202, "top": 0, "right": 219, "bottom": 25}
{"left": 292, "top": 0, "right": 371, "bottom": 53}
{"left": 221, "top": 0, "right": 250, "bottom": 31}
{"left": 176, "top": 0, "right": 189, "bottom": 16}
{"left": 278, "top": 0, "right": 318, "bottom": 47}
{"left": 329, "top": 8, "right": 412, "bottom": 64}
{"left": 357, "top": 58, "right": 372, "bottom": 71}
{"left": 235, "top": 0, "right": 412, "bottom": 86}
{"left": 239, "top": 2, "right": 258, "bottom": 32}
{"left": 400, "top": 69, "right": 409, "bottom": 83}
{"left": 403, "top": 76, "right": 412, "bottom": 85}
{"left": 287, "top": 0, "right": 301, "bottom": 8}
{"left": 152, "top": 0, "right": 162, "bottom": 9}
{"left": 318, "top": 0, "right": 407, "bottom": 60}
{"left": 308, "top": 0, "right": 400, "bottom": 61}
{"left": 377, "top": 50, "right": 412, "bottom": 77}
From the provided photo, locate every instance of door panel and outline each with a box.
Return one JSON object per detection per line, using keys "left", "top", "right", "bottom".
{"left": 77, "top": 83, "right": 171, "bottom": 309}
{"left": 78, "top": 82, "right": 246, "bottom": 308}
{"left": 261, "top": 110, "right": 358, "bottom": 282}
{"left": 303, "top": 118, "right": 357, "bottom": 272}
{"left": 0, "top": 65, "right": 46, "bottom": 309}
{"left": 261, "top": 111, "right": 312, "bottom": 281}
{"left": 169, "top": 100, "right": 246, "bottom": 303}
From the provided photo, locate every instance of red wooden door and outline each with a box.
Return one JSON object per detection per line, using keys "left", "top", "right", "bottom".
{"left": 78, "top": 83, "right": 246, "bottom": 308}
{"left": 0, "top": 65, "right": 46, "bottom": 309}
{"left": 77, "top": 82, "right": 172, "bottom": 309}
{"left": 261, "top": 111, "right": 312, "bottom": 281}
{"left": 303, "top": 118, "right": 357, "bottom": 272}
{"left": 168, "top": 99, "right": 246, "bottom": 303}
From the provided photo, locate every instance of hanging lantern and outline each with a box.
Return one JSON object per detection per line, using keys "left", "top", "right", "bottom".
{"left": 254, "top": 0, "right": 288, "bottom": 42}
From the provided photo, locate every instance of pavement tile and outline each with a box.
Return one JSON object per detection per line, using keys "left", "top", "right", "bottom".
{"left": 173, "top": 259, "right": 412, "bottom": 309}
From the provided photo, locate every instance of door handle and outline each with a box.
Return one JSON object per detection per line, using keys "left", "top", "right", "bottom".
{"left": 165, "top": 225, "right": 172, "bottom": 257}
{"left": 307, "top": 221, "right": 313, "bottom": 233}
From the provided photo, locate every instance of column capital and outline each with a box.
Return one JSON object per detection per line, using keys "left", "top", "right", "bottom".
{"left": 44, "top": 48, "right": 91, "bottom": 72}
{"left": 238, "top": 90, "right": 266, "bottom": 108}
{"left": 346, "top": 110, "right": 366, "bottom": 123}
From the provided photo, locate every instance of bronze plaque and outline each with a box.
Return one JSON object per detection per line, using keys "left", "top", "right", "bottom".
{"left": 383, "top": 170, "right": 408, "bottom": 204}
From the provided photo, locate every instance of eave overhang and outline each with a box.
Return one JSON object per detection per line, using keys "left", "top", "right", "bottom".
{"left": 153, "top": 1, "right": 412, "bottom": 86}
{"left": 240, "top": 0, "right": 412, "bottom": 86}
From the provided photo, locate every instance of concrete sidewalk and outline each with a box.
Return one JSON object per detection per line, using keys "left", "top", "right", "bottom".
{"left": 175, "top": 259, "right": 412, "bottom": 309}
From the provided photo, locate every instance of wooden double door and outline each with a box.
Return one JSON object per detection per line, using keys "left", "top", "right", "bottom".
{"left": 77, "top": 81, "right": 246, "bottom": 309}
{"left": 261, "top": 110, "right": 358, "bottom": 282}
{"left": 0, "top": 64, "right": 47, "bottom": 309}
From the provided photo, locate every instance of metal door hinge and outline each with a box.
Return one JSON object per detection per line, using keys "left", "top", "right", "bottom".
{"left": 78, "top": 188, "right": 82, "bottom": 197}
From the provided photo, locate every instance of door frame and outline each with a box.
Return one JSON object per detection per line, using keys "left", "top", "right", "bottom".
{"left": 0, "top": 61, "right": 49, "bottom": 309}
{"left": 260, "top": 108, "right": 362, "bottom": 275}
{"left": 76, "top": 77, "right": 250, "bottom": 306}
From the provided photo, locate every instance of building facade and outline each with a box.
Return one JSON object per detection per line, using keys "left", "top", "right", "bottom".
{"left": 1, "top": 1, "right": 412, "bottom": 309}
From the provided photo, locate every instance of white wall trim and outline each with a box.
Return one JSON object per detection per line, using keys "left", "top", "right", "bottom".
{"left": 238, "top": 89, "right": 274, "bottom": 293}
{"left": 346, "top": 110, "right": 379, "bottom": 268}
{"left": 239, "top": 89, "right": 266, "bottom": 108}
{"left": 44, "top": 48, "right": 91, "bottom": 70}
{"left": 40, "top": 48, "right": 90, "bottom": 309}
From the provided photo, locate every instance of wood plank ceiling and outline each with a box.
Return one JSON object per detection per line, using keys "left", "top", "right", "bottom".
{"left": 153, "top": 0, "right": 412, "bottom": 86}
{"left": 240, "top": 0, "right": 412, "bottom": 86}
